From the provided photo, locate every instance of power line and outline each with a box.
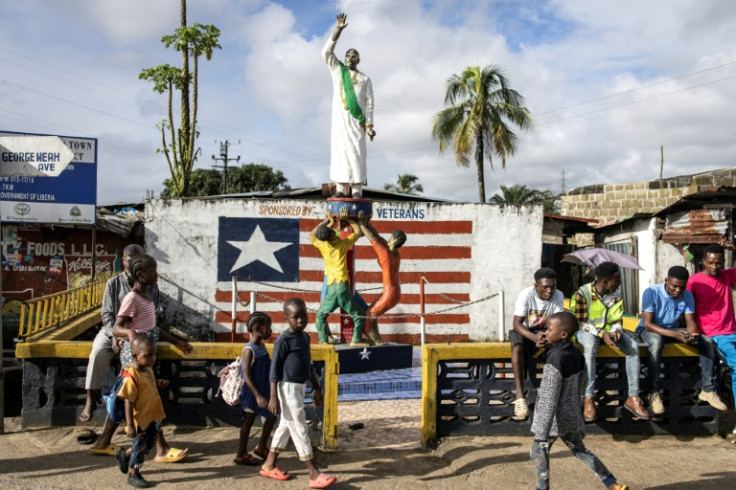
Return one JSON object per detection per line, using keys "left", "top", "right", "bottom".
{"left": 536, "top": 73, "right": 736, "bottom": 126}
{"left": 535, "top": 59, "right": 736, "bottom": 116}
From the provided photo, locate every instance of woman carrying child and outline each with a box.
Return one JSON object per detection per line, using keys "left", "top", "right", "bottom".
{"left": 112, "top": 254, "right": 193, "bottom": 464}
{"left": 234, "top": 312, "right": 278, "bottom": 465}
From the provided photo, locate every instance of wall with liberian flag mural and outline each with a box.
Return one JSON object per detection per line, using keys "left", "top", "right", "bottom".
{"left": 144, "top": 198, "right": 542, "bottom": 343}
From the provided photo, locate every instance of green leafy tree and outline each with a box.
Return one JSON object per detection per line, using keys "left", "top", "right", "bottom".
{"left": 139, "top": 0, "right": 221, "bottom": 197}
{"left": 161, "top": 163, "right": 290, "bottom": 198}
{"left": 533, "top": 189, "right": 560, "bottom": 213}
{"left": 384, "top": 173, "right": 424, "bottom": 195}
{"left": 489, "top": 184, "right": 559, "bottom": 213}
{"left": 489, "top": 184, "right": 536, "bottom": 205}
{"left": 431, "top": 65, "right": 533, "bottom": 203}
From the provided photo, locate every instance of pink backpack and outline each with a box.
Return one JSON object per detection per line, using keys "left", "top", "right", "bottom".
{"left": 216, "top": 357, "right": 243, "bottom": 406}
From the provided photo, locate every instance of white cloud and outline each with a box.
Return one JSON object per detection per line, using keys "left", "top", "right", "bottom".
{"left": 1, "top": 0, "right": 735, "bottom": 206}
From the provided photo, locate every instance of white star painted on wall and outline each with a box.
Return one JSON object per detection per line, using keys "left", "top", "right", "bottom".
{"left": 228, "top": 225, "right": 292, "bottom": 274}
{"left": 360, "top": 347, "right": 371, "bottom": 360}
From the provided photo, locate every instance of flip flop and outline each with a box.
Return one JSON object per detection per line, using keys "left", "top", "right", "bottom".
{"left": 115, "top": 447, "right": 129, "bottom": 474}
{"left": 153, "top": 447, "right": 189, "bottom": 463}
{"left": 309, "top": 473, "right": 337, "bottom": 489}
{"left": 233, "top": 453, "right": 258, "bottom": 466}
{"left": 260, "top": 467, "right": 291, "bottom": 481}
{"left": 90, "top": 444, "right": 121, "bottom": 456}
{"left": 76, "top": 429, "right": 96, "bottom": 445}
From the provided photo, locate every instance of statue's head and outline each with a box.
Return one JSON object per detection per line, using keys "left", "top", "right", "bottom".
{"left": 388, "top": 229, "right": 407, "bottom": 251}
{"left": 315, "top": 224, "right": 336, "bottom": 242}
{"left": 345, "top": 48, "right": 360, "bottom": 69}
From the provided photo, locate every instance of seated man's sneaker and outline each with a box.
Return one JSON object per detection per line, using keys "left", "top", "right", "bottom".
{"left": 624, "top": 396, "right": 650, "bottom": 419}
{"left": 647, "top": 392, "right": 665, "bottom": 415}
{"left": 512, "top": 397, "right": 528, "bottom": 418}
{"left": 698, "top": 390, "right": 727, "bottom": 410}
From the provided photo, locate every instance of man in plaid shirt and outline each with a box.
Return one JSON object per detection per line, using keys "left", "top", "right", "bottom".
{"left": 569, "top": 261, "right": 649, "bottom": 422}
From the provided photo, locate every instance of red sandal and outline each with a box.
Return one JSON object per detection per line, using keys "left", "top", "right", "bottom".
{"left": 233, "top": 453, "right": 258, "bottom": 466}
{"left": 260, "top": 467, "right": 291, "bottom": 481}
{"left": 309, "top": 473, "right": 337, "bottom": 488}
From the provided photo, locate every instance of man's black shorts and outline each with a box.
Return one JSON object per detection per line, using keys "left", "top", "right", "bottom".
{"left": 509, "top": 329, "right": 546, "bottom": 360}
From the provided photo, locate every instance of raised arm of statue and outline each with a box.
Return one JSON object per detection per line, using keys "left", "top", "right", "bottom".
{"left": 323, "top": 14, "right": 345, "bottom": 71}
{"left": 358, "top": 210, "right": 378, "bottom": 242}
{"left": 332, "top": 12, "right": 348, "bottom": 41}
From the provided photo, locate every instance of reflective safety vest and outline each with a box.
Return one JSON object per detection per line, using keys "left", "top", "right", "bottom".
{"left": 569, "top": 282, "right": 624, "bottom": 331}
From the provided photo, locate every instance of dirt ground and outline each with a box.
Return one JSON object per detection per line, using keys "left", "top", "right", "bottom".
{"left": 1, "top": 407, "right": 736, "bottom": 490}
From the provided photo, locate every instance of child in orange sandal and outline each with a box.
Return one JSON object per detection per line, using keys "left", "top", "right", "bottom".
{"left": 259, "top": 298, "right": 336, "bottom": 488}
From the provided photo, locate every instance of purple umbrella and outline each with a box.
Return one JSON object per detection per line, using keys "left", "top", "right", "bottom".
{"left": 561, "top": 248, "right": 643, "bottom": 270}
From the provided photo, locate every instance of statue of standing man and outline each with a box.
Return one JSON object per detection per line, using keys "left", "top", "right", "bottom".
{"left": 323, "top": 13, "right": 375, "bottom": 198}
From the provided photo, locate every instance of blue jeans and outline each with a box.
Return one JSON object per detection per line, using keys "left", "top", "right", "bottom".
{"left": 576, "top": 329, "right": 640, "bottom": 398}
{"left": 129, "top": 421, "right": 162, "bottom": 470}
{"left": 531, "top": 433, "right": 616, "bottom": 490}
{"left": 638, "top": 329, "right": 716, "bottom": 393}
{"left": 711, "top": 333, "right": 736, "bottom": 397}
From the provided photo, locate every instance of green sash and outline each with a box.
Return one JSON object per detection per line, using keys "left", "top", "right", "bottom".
{"left": 339, "top": 63, "right": 365, "bottom": 126}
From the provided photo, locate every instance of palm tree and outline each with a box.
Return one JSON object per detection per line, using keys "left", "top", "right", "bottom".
{"left": 489, "top": 184, "right": 537, "bottom": 205}
{"left": 431, "top": 65, "right": 533, "bottom": 203}
{"left": 384, "top": 174, "right": 424, "bottom": 195}
{"left": 489, "top": 185, "right": 560, "bottom": 213}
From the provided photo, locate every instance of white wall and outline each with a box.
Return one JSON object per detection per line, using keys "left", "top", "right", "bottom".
{"left": 144, "top": 198, "right": 542, "bottom": 341}
{"left": 599, "top": 217, "right": 658, "bottom": 305}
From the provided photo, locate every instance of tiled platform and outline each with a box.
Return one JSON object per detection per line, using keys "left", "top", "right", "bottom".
{"left": 337, "top": 347, "right": 422, "bottom": 401}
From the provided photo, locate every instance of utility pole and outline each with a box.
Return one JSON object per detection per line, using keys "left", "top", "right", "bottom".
{"left": 211, "top": 140, "right": 241, "bottom": 194}
{"left": 560, "top": 169, "right": 566, "bottom": 195}
{"left": 659, "top": 145, "right": 664, "bottom": 188}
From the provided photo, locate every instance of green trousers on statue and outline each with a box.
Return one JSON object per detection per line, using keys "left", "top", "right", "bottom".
{"left": 316, "top": 281, "right": 365, "bottom": 343}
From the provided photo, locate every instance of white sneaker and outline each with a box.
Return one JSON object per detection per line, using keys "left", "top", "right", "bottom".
{"left": 647, "top": 392, "right": 665, "bottom": 415}
{"left": 698, "top": 390, "right": 727, "bottom": 411}
{"left": 512, "top": 397, "right": 528, "bottom": 418}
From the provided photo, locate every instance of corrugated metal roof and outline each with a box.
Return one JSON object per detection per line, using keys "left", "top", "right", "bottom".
{"left": 544, "top": 213, "right": 598, "bottom": 224}
{"left": 95, "top": 208, "right": 140, "bottom": 237}
{"left": 661, "top": 209, "right": 729, "bottom": 244}
{"left": 168, "top": 186, "right": 450, "bottom": 203}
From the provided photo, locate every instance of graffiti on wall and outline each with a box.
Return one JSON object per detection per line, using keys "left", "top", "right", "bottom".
{"left": 1, "top": 224, "right": 128, "bottom": 299}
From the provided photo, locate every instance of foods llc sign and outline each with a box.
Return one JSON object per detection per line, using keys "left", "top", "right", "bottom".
{"left": 0, "top": 131, "right": 97, "bottom": 225}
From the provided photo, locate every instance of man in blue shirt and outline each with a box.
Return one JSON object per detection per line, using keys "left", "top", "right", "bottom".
{"left": 637, "top": 266, "right": 726, "bottom": 415}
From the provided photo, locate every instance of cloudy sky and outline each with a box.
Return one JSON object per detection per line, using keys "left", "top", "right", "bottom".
{"left": 1, "top": 0, "right": 735, "bottom": 204}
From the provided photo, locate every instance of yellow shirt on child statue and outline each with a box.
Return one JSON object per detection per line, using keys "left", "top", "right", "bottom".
{"left": 310, "top": 233, "right": 359, "bottom": 285}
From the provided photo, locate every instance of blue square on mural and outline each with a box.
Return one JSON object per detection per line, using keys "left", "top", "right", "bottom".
{"left": 217, "top": 217, "right": 300, "bottom": 282}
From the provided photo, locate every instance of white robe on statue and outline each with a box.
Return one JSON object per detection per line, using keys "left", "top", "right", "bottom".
{"left": 322, "top": 37, "right": 374, "bottom": 186}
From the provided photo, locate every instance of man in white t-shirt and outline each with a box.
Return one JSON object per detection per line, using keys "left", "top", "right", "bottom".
{"left": 510, "top": 267, "right": 565, "bottom": 418}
